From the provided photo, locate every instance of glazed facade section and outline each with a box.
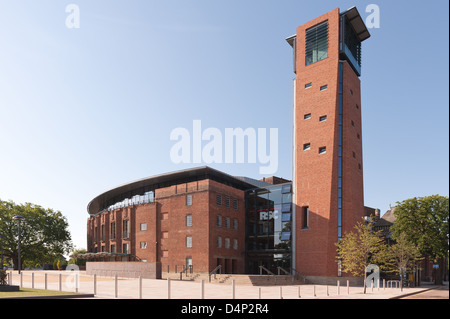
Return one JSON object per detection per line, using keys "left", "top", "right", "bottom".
{"left": 245, "top": 183, "right": 292, "bottom": 274}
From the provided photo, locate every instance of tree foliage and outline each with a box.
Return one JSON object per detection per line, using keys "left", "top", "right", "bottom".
{"left": 336, "top": 218, "right": 389, "bottom": 293}
{"left": 390, "top": 195, "right": 449, "bottom": 284}
{"left": 0, "top": 199, "right": 73, "bottom": 270}
{"left": 390, "top": 195, "right": 449, "bottom": 259}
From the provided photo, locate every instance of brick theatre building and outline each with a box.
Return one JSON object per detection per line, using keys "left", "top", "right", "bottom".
{"left": 84, "top": 6, "right": 372, "bottom": 283}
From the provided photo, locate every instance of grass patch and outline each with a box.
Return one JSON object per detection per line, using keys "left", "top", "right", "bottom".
{"left": 0, "top": 288, "right": 85, "bottom": 298}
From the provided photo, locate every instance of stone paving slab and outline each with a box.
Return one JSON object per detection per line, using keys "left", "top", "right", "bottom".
{"left": 7, "top": 271, "right": 447, "bottom": 300}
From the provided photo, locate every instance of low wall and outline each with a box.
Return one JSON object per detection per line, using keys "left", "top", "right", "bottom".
{"left": 86, "top": 262, "right": 161, "bottom": 279}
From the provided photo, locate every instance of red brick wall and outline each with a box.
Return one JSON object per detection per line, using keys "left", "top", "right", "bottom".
{"left": 87, "top": 178, "right": 246, "bottom": 274}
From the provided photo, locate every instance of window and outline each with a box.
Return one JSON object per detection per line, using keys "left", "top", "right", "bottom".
{"left": 122, "top": 220, "right": 129, "bottom": 238}
{"left": 305, "top": 20, "right": 328, "bottom": 65}
{"left": 110, "top": 244, "right": 115, "bottom": 253}
{"left": 225, "top": 197, "right": 230, "bottom": 208}
{"left": 233, "top": 219, "right": 238, "bottom": 230}
{"left": 353, "top": 151, "right": 356, "bottom": 159}
{"left": 302, "top": 206, "right": 309, "bottom": 229}
{"left": 217, "top": 236, "right": 222, "bottom": 248}
{"left": 216, "top": 215, "right": 222, "bottom": 227}
{"left": 320, "top": 85, "right": 328, "bottom": 91}
{"left": 282, "top": 212, "right": 291, "bottom": 222}
{"left": 233, "top": 199, "right": 238, "bottom": 210}
{"left": 281, "top": 184, "right": 291, "bottom": 193}
{"left": 319, "top": 115, "right": 327, "bottom": 122}
{"left": 122, "top": 243, "right": 129, "bottom": 254}
{"left": 303, "top": 143, "right": 311, "bottom": 151}
{"left": 281, "top": 232, "right": 291, "bottom": 241}
{"left": 357, "top": 133, "right": 360, "bottom": 140}
{"left": 225, "top": 238, "right": 230, "bottom": 249}
{"left": 233, "top": 239, "right": 238, "bottom": 250}
{"left": 351, "top": 120, "right": 355, "bottom": 127}
{"left": 350, "top": 89, "right": 353, "bottom": 95}
{"left": 225, "top": 217, "right": 230, "bottom": 228}
{"left": 140, "top": 242, "right": 147, "bottom": 249}
{"left": 319, "top": 146, "right": 326, "bottom": 154}
{"left": 305, "top": 82, "right": 312, "bottom": 89}
{"left": 140, "top": 223, "right": 147, "bottom": 231}
{"left": 186, "top": 236, "right": 192, "bottom": 248}
{"left": 186, "top": 215, "right": 192, "bottom": 227}
{"left": 110, "top": 222, "right": 115, "bottom": 239}
{"left": 186, "top": 194, "right": 192, "bottom": 206}
{"left": 304, "top": 113, "right": 311, "bottom": 120}
{"left": 216, "top": 195, "right": 222, "bottom": 206}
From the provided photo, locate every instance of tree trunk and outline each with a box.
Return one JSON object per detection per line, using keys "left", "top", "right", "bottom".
{"left": 400, "top": 268, "right": 404, "bottom": 292}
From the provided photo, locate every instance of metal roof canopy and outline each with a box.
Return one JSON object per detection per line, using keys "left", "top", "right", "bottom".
{"left": 285, "top": 6, "right": 371, "bottom": 47}
{"left": 87, "top": 166, "right": 257, "bottom": 216}
{"left": 340, "top": 6, "right": 371, "bottom": 42}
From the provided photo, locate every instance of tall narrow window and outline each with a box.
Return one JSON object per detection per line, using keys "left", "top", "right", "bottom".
{"left": 305, "top": 21, "right": 329, "bottom": 65}
{"left": 122, "top": 220, "right": 129, "bottom": 238}
{"left": 186, "top": 236, "right": 192, "bottom": 248}
{"left": 110, "top": 222, "right": 115, "bottom": 239}
{"left": 302, "top": 206, "right": 309, "bottom": 229}
{"left": 186, "top": 215, "right": 192, "bottom": 227}
{"left": 186, "top": 194, "right": 192, "bottom": 206}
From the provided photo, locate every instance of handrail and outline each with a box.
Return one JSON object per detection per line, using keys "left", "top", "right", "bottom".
{"left": 179, "top": 265, "right": 192, "bottom": 280}
{"left": 291, "top": 268, "right": 308, "bottom": 284}
{"left": 209, "top": 265, "right": 222, "bottom": 282}
{"left": 277, "top": 266, "right": 290, "bottom": 275}
{"left": 259, "top": 265, "right": 275, "bottom": 276}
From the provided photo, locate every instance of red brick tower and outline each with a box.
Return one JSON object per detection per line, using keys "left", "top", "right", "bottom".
{"left": 287, "top": 7, "right": 370, "bottom": 281}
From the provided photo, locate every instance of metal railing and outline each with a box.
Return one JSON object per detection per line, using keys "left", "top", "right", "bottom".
{"left": 209, "top": 265, "right": 222, "bottom": 282}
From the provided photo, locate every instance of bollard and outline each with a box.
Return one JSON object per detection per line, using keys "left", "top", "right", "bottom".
{"left": 167, "top": 278, "right": 171, "bottom": 299}
{"left": 115, "top": 275, "right": 118, "bottom": 298}
{"left": 383, "top": 279, "right": 385, "bottom": 290}
{"left": 259, "top": 287, "right": 262, "bottom": 299}
{"left": 232, "top": 280, "right": 235, "bottom": 299}
{"left": 298, "top": 286, "right": 301, "bottom": 298}
{"left": 313, "top": 285, "right": 316, "bottom": 297}
{"left": 59, "top": 273, "right": 62, "bottom": 291}
{"left": 139, "top": 276, "right": 142, "bottom": 299}
{"left": 76, "top": 273, "right": 79, "bottom": 293}
{"left": 326, "top": 285, "right": 329, "bottom": 296}
{"left": 20, "top": 272, "right": 23, "bottom": 288}
{"left": 94, "top": 274, "right": 97, "bottom": 296}
{"left": 32, "top": 272, "right": 34, "bottom": 289}
{"left": 201, "top": 280, "right": 204, "bottom": 299}
{"left": 44, "top": 273, "right": 47, "bottom": 290}
{"left": 337, "top": 280, "right": 340, "bottom": 295}
{"left": 347, "top": 280, "right": 350, "bottom": 295}
{"left": 280, "top": 286, "right": 283, "bottom": 299}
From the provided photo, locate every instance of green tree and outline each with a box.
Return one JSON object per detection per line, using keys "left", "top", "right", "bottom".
{"left": 390, "top": 195, "right": 449, "bottom": 284}
{"left": 387, "top": 232, "right": 422, "bottom": 291}
{"left": 68, "top": 248, "right": 87, "bottom": 266}
{"left": 0, "top": 199, "right": 73, "bottom": 270}
{"left": 336, "top": 217, "right": 389, "bottom": 293}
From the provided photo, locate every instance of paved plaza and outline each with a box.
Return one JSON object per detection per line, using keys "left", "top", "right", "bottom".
{"left": 6, "top": 270, "right": 448, "bottom": 299}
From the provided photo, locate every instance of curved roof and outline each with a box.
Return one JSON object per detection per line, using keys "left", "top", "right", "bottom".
{"left": 87, "top": 166, "right": 256, "bottom": 216}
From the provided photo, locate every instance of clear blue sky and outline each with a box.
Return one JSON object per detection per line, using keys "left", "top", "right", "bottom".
{"left": 0, "top": 0, "right": 448, "bottom": 250}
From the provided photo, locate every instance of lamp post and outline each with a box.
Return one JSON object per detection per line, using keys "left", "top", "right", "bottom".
{"left": 12, "top": 216, "right": 25, "bottom": 274}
